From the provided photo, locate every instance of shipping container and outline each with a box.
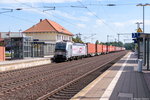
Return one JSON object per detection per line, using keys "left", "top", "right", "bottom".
{"left": 110, "top": 46, "right": 115, "bottom": 52}
{"left": 107, "top": 45, "right": 112, "bottom": 52}
{"left": 116, "top": 47, "right": 120, "bottom": 51}
{"left": 96, "top": 44, "right": 103, "bottom": 55}
{"left": 86, "top": 43, "right": 96, "bottom": 56}
{"left": 114, "top": 46, "right": 116, "bottom": 52}
{"left": 102, "top": 45, "right": 107, "bottom": 54}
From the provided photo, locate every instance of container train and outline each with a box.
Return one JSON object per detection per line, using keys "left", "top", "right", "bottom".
{"left": 53, "top": 41, "right": 125, "bottom": 62}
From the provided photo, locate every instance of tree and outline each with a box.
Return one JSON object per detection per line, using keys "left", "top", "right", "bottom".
{"left": 72, "top": 36, "right": 84, "bottom": 43}
{"left": 124, "top": 43, "right": 135, "bottom": 50}
{"left": 100, "top": 41, "right": 123, "bottom": 47}
{"left": 95, "top": 40, "right": 99, "bottom": 44}
{"left": 0, "top": 40, "right": 4, "bottom": 46}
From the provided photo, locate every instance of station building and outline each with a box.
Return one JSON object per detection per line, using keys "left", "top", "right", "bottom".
{"left": 23, "top": 19, "right": 73, "bottom": 42}
{"left": 0, "top": 19, "right": 73, "bottom": 59}
{"left": 22, "top": 19, "right": 74, "bottom": 58}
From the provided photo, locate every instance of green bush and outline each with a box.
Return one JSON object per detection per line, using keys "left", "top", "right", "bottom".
{"left": 5, "top": 53, "right": 11, "bottom": 57}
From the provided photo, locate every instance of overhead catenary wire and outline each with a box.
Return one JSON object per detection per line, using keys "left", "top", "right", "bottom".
{"left": 1, "top": 13, "right": 36, "bottom": 24}
{"left": 0, "top": 2, "right": 138, "bottom": 9}
{"left": 86, "top": 3, "right": 137, "bottom": 6}
{"left": 77, "top": 1, "right": 118, "bottom": 34}
{"left": 14, "top": 0, "right": 78, "bottom": 27}
{"left": 0, "top": 7, "right": 36, "bottom": 24}
{"left": 1, "top": 0, "right": 138, "bottom": 39}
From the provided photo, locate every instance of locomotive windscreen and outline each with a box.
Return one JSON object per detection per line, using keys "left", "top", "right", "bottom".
{"left": 55, "top": 42, "right": 66, "bottom": 50}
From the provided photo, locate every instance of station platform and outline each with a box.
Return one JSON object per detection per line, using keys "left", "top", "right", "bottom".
{"left": 71, "top": 52, "right": 150, "bottom": 100}
{"left": 0, "top": 57, "right": 52, "bottom": 72}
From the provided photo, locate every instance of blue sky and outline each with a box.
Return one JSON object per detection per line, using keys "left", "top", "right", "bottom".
{"left": 0, "top": 0, "right": 150, "bottom": 43}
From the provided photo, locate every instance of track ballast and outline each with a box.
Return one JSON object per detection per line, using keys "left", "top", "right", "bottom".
{"left": 0, "top": 51, "right": 127, "bottom": 100}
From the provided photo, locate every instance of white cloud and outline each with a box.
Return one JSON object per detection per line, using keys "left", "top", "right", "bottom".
{"left": 130, "top": 19, "right": 150, "bottom": 25}
{"left": 97, "top": 0, "right": 118, "bottom": 1}
{"left": 113, "top": 22, "right": 124, "bottom": 27}
{"left": 79, "top": 16, "right": 90, "bottom": 22}
{"left": 0, "top": 0, "right": 81, "bottom": 3}
{"left": 77, "top": 23, "right": 86, "bottom": 28}
{"left": 86, "top": 12, "right": 96, "bottom": 16}
{"left": 113, "top": 20, "right": 135, "bottom": 27}
{"left": 94, "top": 19, "right": 105, "bottom": 28}
{"left": 53, "top": 10, "right": 90, "bottom": 22}
{"left": 145, "top": 20, "right": 150, "bottom": 25}
{"left": 23, "top": 8, "right": 52, "bottom": 17}
{"left": 96, "top": 19, "right": 104, "bottom": 25}
{"left": 112, "top": 19, "right": 150, "bottom": 27}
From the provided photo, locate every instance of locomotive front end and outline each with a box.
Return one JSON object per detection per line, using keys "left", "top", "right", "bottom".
{"left": 54, "top": 42, "right": 67, "bottom": 62}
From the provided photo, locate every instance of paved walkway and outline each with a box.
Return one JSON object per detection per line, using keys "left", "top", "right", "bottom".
{"left": 71, "top": 52, "right": 150, "bottom": 100}
{"left": 144, "top": 71, "right": 150, "bottom": 94}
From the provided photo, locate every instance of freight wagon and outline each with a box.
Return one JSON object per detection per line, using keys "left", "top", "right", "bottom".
{"left": 86, "top": 43, "right": 96, "bottom": 56}
{"left": 102, "top": 45, "right": 107, "bottom": 54}
{"left": 108, "top": 45, "right": 116, "bottom": 53}
{"left": 96, "top": 44, "right": 103, "bottom": 55}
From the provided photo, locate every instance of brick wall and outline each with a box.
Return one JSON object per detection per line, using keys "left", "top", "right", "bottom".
{"left": 0, "top": 46, "right": 5, "bottom": 61}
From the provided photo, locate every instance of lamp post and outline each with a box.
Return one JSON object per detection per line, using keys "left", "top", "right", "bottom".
{"left": 107, "top": 35, "right": 116, "bottom": 43}
{"left": 107, "top": 35, "right": 109, "bottom": 43}
{"left": 137, "top": 3, "right": 150, "bottom": 66}
{"left": 19, "top": 29, "right": 22, "bottom": 37}
{"left": 136, "top": 3, "right": 150, "bottom": 33}
{"left": 136, "top": 22, "right": 143, "bottom": 29}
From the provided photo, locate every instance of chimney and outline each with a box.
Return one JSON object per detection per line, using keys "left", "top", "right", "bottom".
{"left": 40, "top": 19, "right": 42, "bottom": 22}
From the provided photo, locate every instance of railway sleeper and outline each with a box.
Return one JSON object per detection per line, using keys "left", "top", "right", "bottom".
{"left": 63, "top": 87, "right": 80, "bottom": 91}
{"left": 49, "top": 95, "right": 72, "bottom": 99}
{"left": 47, "top": 98, "right": 60, "bottom": 100}
{"left": 55, "top": 93, "right": 75, "bottom": 96}
{"left": 66, "top": 86, "right": 84, "bottom": 90}
{"left": 64, "top": 87, "right": 80, "bottom": 90}
{"left": 60, "top": 90, "right": 79, "bottom": 93}
{"left": 58, "top": 91, "right": 78, "bottom": 94}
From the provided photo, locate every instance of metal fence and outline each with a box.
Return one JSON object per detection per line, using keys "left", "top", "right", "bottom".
{"left": 9, "top": 37, "right": 56, "bottom": 59}
{"left": 44, "top": 43, "right": 55, "bottom": 56}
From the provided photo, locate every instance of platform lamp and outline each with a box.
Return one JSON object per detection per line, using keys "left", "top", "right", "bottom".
{"left": 136, "top": 3, "right": 150, "bottom": 33}
{"left": 137, "top": 3, "right": 150, "bottom": 68}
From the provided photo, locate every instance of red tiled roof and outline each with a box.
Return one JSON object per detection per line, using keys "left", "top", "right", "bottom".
{"left": 23, "top": 19, "right": 73, "bottom": 36}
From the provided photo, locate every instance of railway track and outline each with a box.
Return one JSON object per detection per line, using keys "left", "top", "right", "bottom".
{"left": 37, "top": 53, "right": 124, "bottom": 100}
{"left": 0, "top": 51, "right": 127, "bottom": 100}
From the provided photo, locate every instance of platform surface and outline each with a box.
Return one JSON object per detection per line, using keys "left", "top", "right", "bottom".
{"left": 71, "top": 52, "right": 150, "bottom": 100}
{"left": 0, "top": 57, "right": 52, "bottom": 72}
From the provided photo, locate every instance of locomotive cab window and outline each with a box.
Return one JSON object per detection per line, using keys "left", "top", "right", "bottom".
{"left": 55, "top": 43, "right": 66, "bottom": 50}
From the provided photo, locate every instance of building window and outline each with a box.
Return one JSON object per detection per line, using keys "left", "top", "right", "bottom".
{"left": 57, "top": 34, "right": 72, "bottom": 41}
{"left": 65, "top": 36, "right": 68, "bottom": 40}
{"left": 57, "top": 35, "right": 62, "bottom": 41}
{"left": 69, "top": 37, "right": 72, "bottom": 41}
{"left": 62, "top": 35, "right": 64, "bottom": 40}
